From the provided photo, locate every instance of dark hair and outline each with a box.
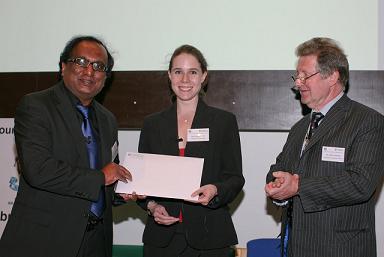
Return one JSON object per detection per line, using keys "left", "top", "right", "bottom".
{"left": 59, "top": 35, "right": 114, "bottom": 78}
{"left": 168, "top": 44, "right": 208, "bottom": 73}
{"left": 168, "top": 44, "right": 208, "bottom": 101}
{"left": 296, "top": 37, "right": 349, "bottom": 88}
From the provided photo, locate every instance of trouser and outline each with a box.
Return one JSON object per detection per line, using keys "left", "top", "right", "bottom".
{"left": 144, "top": 232, "right": 230, "bottom": 257}
{"left": 77, "top": 215, "right": 106, "bottom": 257}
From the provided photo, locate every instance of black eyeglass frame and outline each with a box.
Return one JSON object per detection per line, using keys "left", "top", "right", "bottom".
{"left": 67, "top": 57, "right": 107, "bottom": 72}
{"left": 291, "top": 71, "right": 320, "bottom": 83}
{"left": 291, "top": 71, "right": 320, "bottom": 91}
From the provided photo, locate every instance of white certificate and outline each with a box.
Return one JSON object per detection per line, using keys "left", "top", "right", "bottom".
{"left": 115, "top": 152, "right": 204, "bottom": 201}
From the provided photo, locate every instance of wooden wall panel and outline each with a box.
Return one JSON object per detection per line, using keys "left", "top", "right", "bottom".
{"left": 1, "top": 71, "right": 383, "bottom": 131}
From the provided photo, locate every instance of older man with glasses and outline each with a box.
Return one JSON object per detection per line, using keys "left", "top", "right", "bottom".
{"left": 265, "top": 37, "right": 384, "bottom": 257}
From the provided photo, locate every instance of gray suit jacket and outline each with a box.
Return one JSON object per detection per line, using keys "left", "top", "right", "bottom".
{"left": 0, "top": 82, "right": 117, "bottom": 257}
{"left": 267, "top": 95, "right": 384, "bottom": 257}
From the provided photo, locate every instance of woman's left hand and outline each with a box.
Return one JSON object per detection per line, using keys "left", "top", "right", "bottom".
{"left": 191, "top": 184, "right": 218, "bottom": 205}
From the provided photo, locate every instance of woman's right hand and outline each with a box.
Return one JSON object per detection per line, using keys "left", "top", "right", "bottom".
{"left": 148, "top": 201, "right": 179, "bottom": 225}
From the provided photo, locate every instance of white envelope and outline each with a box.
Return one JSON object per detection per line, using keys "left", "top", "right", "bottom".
{"left": 115, "top": 152, "right": 204, "bottom": 201}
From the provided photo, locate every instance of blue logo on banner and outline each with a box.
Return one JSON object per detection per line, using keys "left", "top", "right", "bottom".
{"left": 9, "top": 177, "right": 19, "bottom": 191}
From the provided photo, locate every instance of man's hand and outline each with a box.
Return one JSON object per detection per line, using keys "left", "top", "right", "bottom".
{"left": 265, "top": 171, "right": 299, "bottom": 200}
{"left": 102, "top": 163, "right": 132, "bottom": 185}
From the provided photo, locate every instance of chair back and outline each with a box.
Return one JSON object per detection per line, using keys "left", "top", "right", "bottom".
{"left": 246, "top": 238, "right": 281, "bottom": 257}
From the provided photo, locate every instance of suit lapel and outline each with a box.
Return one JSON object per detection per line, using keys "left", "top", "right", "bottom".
{"left": 157, "top": 100, "right": 211, "bottom": 157}
{"left": 94, "top": 103, "right": 111, "bottom": 166}
{"left": 185, "top": 100, "right": 210, "bottom": 157}
{"left": 294, "top": 117, "right": 310, "bottom": 159}
{"left": 159, "top": 104, "right": 179, "bottom": 156}
{"left": 52, "top": 83, "right": 89, "bottom": 166}
{"left": 302, "top": 95, "right": 351, "bottom": 155}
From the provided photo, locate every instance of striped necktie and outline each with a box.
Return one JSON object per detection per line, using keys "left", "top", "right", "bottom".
{"left": 308, "top": 112, "right": 324, "bottom": 140}
{"left": 302, "top": 112, "right": 324, "bottom": 153}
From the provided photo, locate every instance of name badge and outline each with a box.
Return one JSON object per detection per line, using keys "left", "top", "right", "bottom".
{"left": 111, "top": 141, "right": 118, "bottom": 162}
{"left": 321, "top": 146, "right": 345, "bottom": 163}
{"left": 187, "top": 128, "right": 209, "bottom": 142}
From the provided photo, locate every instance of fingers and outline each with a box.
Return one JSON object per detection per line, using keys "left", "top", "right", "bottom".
{"left": 119, "top": 166, "right": 132, "bottom": 181}
{"left": 191, "top": 184, "right": 217, "bottom": 206}
{"left": 119, "top": 193, "right": 135, "bottom": 201}
{"left": 102, "top": 163, "right": 132, "bottom": 185}
{"left": 191, "top": 188, "right": 202, "bottom": 198}
{"left": 272, "top": 171, "right": 287, "bottom": 179}
{"left": 153, "top": 214, "right": 179, "bottom": 225}
{"left": 152, "top": 204, "right": 179, "bottom": 225}
{"left": 197, "top": 195, "right": 211, "bottom": 205}
{"left": 267, "top": 171, "right": 289, "bottom": 190}
{"left": 119, "top": 192, "right": 146, "bottom": 201}
{"left": 265, "top": 184, "right": 272, "bottom": 196}
{"left": 114, "top": 165, "right": 131, "bottom": 183}
{"left": 265, "top": 182, "right": 283, "bottom": 199}
{"left": 266, "top": 180, "right": 282, "bottom": 190}
{"left": 265, "top": 172, "right": 300, "bottom": 200}
{"left": 184, "top": 199, "right": 199, "bottom": 204}
{"left": 265, "top": 182, "right": 276, "bottom": 195}
{"left": 277, "top": 177, "right": 285, "bottom": 184}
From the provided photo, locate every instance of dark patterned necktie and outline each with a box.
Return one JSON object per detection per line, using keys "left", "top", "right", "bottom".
{"left": 308, "top": 112, "right": 324, "bottom": 140}
{"left": 77, "top": 104, "right": 105, "bottom": 217}
{"left": 302, "top": 112, "right": 324, "bottom": 153}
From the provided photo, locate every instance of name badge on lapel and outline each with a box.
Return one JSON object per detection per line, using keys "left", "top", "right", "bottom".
{"left": 321, "top": 146, "right": 345, "bottom": 163}
{"left": 187, "top": 128, "right": 209, "bottom": 142}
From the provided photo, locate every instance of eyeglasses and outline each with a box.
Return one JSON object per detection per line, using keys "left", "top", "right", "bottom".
{"left": 291, "top": 71, "right": 319, "bottom": 83}
{"left": 67, "top": 57, "right": 107, "bottom": 72}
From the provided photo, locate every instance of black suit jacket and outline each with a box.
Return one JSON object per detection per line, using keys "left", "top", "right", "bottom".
{"left": 0, "top": 82, "right": 117, "bottom": 257}
{"left": 138, "top": 100, "right": 244, "bottom": 249}
{"left": 267, "top": 95, "right": 384, "bottom": 257}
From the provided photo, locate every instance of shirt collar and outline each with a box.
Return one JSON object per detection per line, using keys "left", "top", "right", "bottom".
{"left": 315, "top": 91, "right": 344, "bottom": 116}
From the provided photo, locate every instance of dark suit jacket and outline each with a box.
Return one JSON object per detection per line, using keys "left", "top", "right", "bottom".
{"left": 267, "top": 95, "right": 384, "bottom": 257}
{"left": 138, "top": 99, "right": 244, "bottom": 250}
{"left": 0, "top": 82, "right": 117, "bottom": 257}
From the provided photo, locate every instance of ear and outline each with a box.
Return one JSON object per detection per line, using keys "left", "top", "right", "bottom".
{"left": 61, "top": 62, "right": 67, "bottom": 77}
{"left": 329, "top": 70, "right": 339, "bottom": 85}
{"left": 168, "top": 70, "right": 172, "bottom": 81}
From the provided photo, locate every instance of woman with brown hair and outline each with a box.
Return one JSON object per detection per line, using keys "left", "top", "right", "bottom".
{"left": 138, "top": 44, "right": 244, "bottom": 257}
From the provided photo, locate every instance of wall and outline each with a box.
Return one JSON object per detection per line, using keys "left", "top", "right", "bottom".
{"left": 0, "top": 0, "right": 381, "bottom": 71}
